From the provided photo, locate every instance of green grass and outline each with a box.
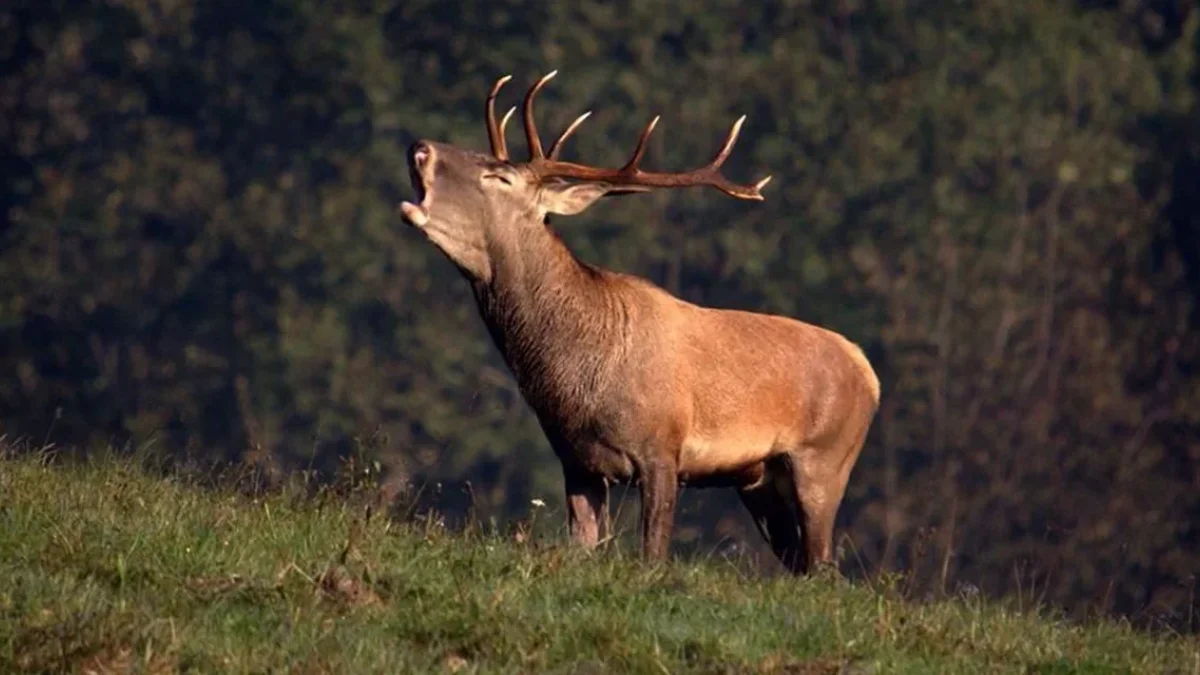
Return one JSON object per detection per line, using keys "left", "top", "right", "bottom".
{"left": 1, "top": 449, "right": 1197, "bottom": 674}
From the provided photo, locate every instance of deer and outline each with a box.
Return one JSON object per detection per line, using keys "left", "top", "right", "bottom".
{"left": 399, "top": 71, "right": 880, "bottom": 574}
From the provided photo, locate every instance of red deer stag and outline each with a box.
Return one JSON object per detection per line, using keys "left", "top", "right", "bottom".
{"left": 399, "top": 71, "right": 880, "bottom": 573}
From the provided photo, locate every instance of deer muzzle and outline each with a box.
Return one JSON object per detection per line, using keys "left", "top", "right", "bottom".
{"left": 401, "top": 141, "right": 435, "bottom": 227}
{"left": 399, "top": 200, "right": 429, "bottom": 227}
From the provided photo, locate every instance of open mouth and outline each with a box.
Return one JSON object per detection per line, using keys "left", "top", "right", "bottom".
{"left": 400, "top": 145, "right": 432, "bottom": 227}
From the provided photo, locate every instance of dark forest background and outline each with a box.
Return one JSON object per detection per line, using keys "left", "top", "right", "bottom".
{"left": 3, "top": 0, "right": 1199, "bottom": 630}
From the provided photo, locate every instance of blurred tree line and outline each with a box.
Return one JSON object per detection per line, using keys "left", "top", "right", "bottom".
{"left": 2, "top": 0, "right": 1198, "bottom": 628}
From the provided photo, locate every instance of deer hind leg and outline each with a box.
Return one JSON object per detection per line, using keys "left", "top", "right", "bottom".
{"left": 737, "top": 463, "right": 806, "bottom": 574}
{"left": 789, "top": 436, "right": 867, "bottom": 573}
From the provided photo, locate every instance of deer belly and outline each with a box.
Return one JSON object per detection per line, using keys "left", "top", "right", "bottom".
{"left": 677, "top": 429, "right": 783, "bottom": 479}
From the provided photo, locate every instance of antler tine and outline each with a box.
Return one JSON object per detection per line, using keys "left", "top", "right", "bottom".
{"left": 523, "top": 70, "right": 558, "bottom": 160}
{"left": 486, "top": 75, "right": 513, "bottom": 160}
{"left": 621, "top": 115, "right": 660, "bottom": 173}
{"left": 548, "top": 111, "right": 592, "bottom": 160}
{"left": 499, "top": 106, "right": 516, "bottom": 144}
{"left": 687, "top": 114, "right": 771, "bottom": 199}
{"left": 707, "top": 115, "right": 746, "bottom": 170}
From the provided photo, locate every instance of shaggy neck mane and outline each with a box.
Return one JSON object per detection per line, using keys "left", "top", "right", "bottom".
{"left": 470, "top": 221, "right": 630, "bottom": 412}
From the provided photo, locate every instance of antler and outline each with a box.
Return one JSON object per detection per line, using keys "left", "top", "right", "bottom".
{"left": 486, "top": 75, "right": 516, "bottom": 160}
{"left": 485, "top": 71, "right": 772, "bottom": 201}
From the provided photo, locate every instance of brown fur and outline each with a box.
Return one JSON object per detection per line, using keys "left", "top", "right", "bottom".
{"left": 399, "top": 84, "right": 880, "bottom": 572}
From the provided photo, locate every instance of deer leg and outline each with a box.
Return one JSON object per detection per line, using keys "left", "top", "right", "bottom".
{"left": 564, "top": 470, "right": 609, "bottom": 548}
{"left": 639, "top": 460, "right": 679, "bottom": 561}
{"left": 737, "top": 475, "right": 806, "bottom": 574}
{"left": 789, "top": 452, "right": 852, "bottom": 573}
{"left": 798, "top": 494, "right": 838, "bottom": 572}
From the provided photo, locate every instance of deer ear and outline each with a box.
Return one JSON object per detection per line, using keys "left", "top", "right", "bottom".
{"left": 539, "top": 181, "right": 650, "bottom": 216}
{"left": 539, "top": 181, "right": 612, "bottom": 216}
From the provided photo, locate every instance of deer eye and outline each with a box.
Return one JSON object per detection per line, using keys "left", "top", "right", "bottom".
{"left": 483, "top": 172, "right": 514, "bottom": 186}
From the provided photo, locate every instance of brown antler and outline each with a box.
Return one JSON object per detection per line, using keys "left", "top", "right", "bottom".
{"left": 533, "top": 113, "right": 772, "bottom": 200}
{"left": 486, "top": 75, "right": 516, "bottom": 160}
{"left": 487, "top": 71, "right": 772, "bottom": 201}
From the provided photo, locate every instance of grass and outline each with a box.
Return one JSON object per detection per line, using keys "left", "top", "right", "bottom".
{"left": 1, "top": 447, "right": 1197, "bottom": 674}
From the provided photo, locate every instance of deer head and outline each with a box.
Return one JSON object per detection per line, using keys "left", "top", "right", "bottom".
{"left": 399, "top": 71, "right": 772, "bottom": 281}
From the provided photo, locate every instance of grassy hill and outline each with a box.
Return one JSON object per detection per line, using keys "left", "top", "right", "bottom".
{"left": 1, "top": 446, "right": 1196, "bottom": 674}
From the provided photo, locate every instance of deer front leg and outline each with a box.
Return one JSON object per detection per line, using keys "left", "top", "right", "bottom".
{"left": 639, "top": 460, "right": 679, "bottom": 561}
{"left": 564, "top": 470, "right": 609, "bottom": 548}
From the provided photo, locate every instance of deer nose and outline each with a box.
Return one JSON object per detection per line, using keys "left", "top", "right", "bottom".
{"left": 409, "top": 141, "right": 435, "bottom": 174}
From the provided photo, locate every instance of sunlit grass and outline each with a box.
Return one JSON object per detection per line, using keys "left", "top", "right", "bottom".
{"left": 0, "top": 445, "right": 1196, "bottom": 673}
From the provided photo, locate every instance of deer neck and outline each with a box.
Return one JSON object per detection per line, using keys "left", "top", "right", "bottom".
{"left": 471, "top": 220, "right": 626, "bottom": 403}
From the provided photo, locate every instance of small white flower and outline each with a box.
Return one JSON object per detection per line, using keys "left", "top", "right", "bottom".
{"left": 530, "top": 498, "right": 546, "bottom": 508}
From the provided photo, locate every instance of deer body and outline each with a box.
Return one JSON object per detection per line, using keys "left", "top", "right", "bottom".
{"left": 401, "top": 72, "right": 879, "bottom": 571}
